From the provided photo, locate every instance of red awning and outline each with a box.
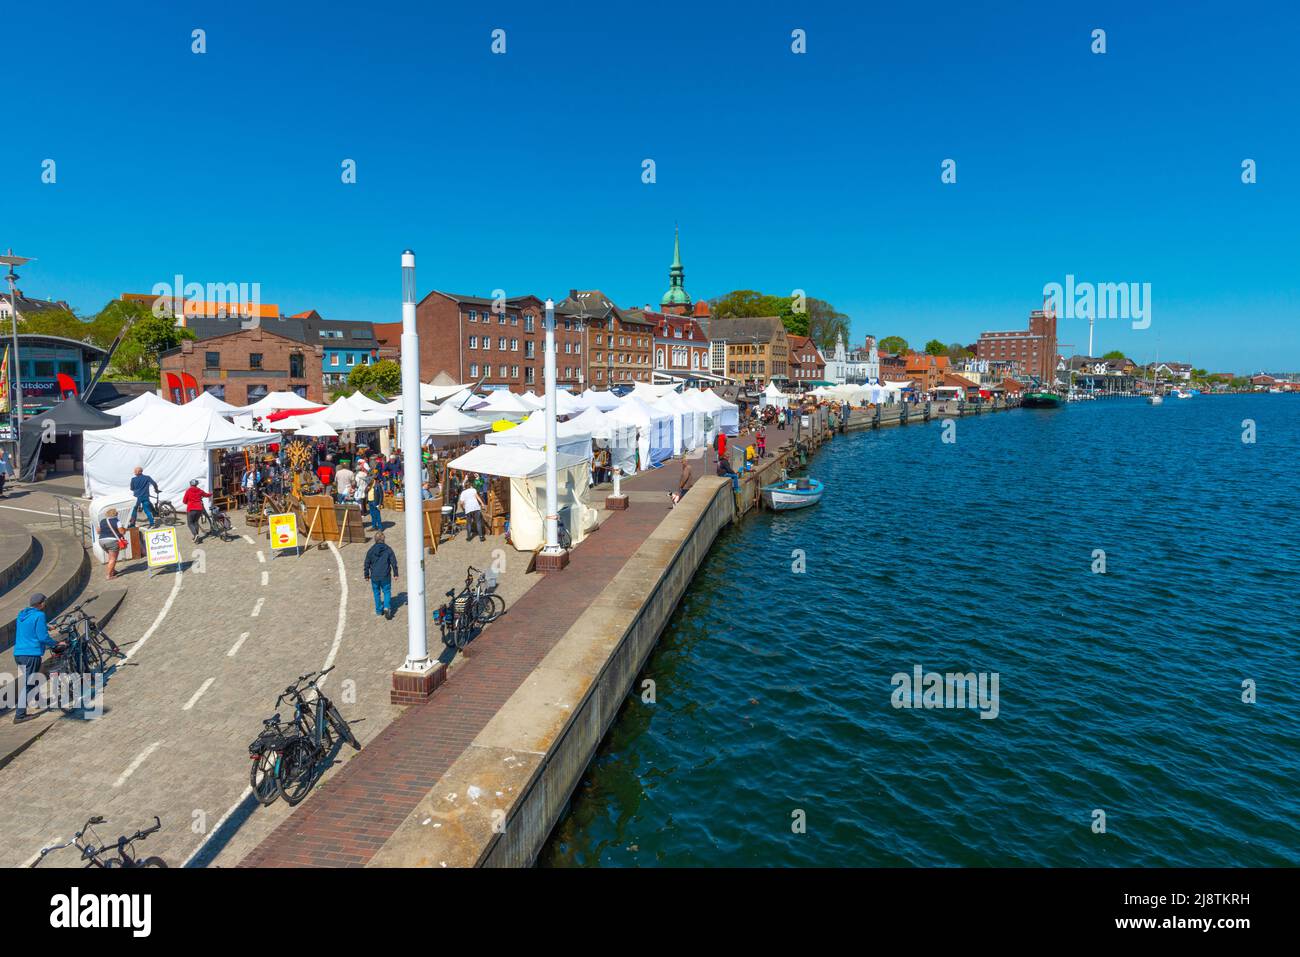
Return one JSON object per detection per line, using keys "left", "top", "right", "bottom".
{"left": 265, "top": 406, "right": 326, "bottom": 422}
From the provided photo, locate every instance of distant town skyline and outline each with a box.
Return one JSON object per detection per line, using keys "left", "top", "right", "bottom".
{"left": 4, "top": 0, "right": 1296, "bottom": 373}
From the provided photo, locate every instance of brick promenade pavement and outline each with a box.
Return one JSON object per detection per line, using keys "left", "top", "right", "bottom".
{"left": 240, "top": 458, "right": 705, "bottom": 867}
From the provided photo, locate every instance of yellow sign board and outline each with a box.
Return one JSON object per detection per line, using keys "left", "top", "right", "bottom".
{"left": 268, "top": 512, "right": 299, "bottom": 551}
{"left": 144, "top": 526, "right": 181, "bottom": 568}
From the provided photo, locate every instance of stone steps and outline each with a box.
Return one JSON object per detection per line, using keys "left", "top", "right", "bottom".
{"left": 0, "top": 524, "right": 91, "bottom": 654}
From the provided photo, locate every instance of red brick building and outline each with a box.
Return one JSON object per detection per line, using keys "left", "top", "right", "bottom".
{"left": 975, "top": 308, "right": 1058, "bottom": 383}
{"left": 556, "top": 289, "right": 653, "bottom": 387}
{"left": 788, "top": 334, "right": 827, "bottom": 384}
{"left": 623, "top": 307, "right": 710, "bottom": 381}
{"left": 159, "top": 325, "right": 323, "bottom": 405}
{"left": 374, "top": 291, "right": 584, "bottom": 393}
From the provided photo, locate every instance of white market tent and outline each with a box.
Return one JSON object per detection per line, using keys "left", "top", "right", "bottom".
{"left": 472, "top": 389, "right": 532, "bottom": 424}
{"left": 697, "top": 388, "right": 740, "bottom": 436}
{"left": 346, "top": 392, "right": 393, "bottom": 413}
{"left": 484, "top": 410, "right": 593, "bottom": 460}
{"left": 381, "top": 395, "right": 438, "bottom": 414}
{"left": 420, "top": 381, "right": 473, "bottom": 403}
{"left": 296, "top": 421, "right": 339, "bottom": 438}
{"left": 762, "top": 382, "right": 790, "bottom": 408}
{"left": 440, "top": 388, "right": 483, "bottom": 411}
{"left": 607, "top": 396, "right": 673, "bottom": 468}
{"left": 578, "top": 388, "right": 622, "bottom": 412}
{"left": 317, "top": 395, "right": 392, "bottom": 430}
{"left": 680, "top": 389, "right": 720, "bottom": 445}
{"left": 630, "top": 381, "right": 681, "bottom": 401}
{"left": 110, "top": 391, "right": 170, "bottom": 423}
{"left": 420, "top": 404, "right": 492, "bottom": 436}
{"left": 240, "top": 391, "right": 322, "bottom": 416}
{"left": 445, "top": 445, "right": 598, "bottom": 552}
{"left": 187, "top": 390, "right": 241, "bottom": 416}
{"left": 519, "top": 391, "right": 546, "bottom": 410}
{"left": 83, "top": 403, "right": 277, "bottom": 503}
{"left": 654, "top": 392, "right": 700, "bottom": 455}
{"left": 569, "top": 405, "right": 637, "bottom": 476}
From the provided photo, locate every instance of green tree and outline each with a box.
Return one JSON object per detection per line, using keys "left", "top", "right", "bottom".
{"left": 15, "top": 307, "right": 91, "bottom": 342}
{"left": 946, "top": 342, "right": 973, "bottom": 360}
{"left": 1101, "top": 350, "right": 1126, "bottom": 361}
{"left": 924, "top": 339, "right": 946, "bottom": 356}
{"left": 709, "top": 290, "right": 849, "bottom": 352}
{"left": 879, "top": 335, "right": 908, "bottom": 355}
{"left": 347, "top": 358, "right": 400, "bottom": 396}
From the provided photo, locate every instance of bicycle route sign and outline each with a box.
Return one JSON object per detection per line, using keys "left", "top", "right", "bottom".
{"left": 144, "top": 526, "right": 181, "bottom": 569}
{"left": 268, "top": 512, "right": 300, "bottom": 554}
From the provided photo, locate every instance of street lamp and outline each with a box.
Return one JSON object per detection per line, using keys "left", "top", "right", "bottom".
{"left": 537, "top": 297, "right": 568, "bottom": 570}
{"left": 2, "top": 251, "right": 32, "bottom": 455}
{"left": 391, "top": 249, "right": 438, "bottom": 704}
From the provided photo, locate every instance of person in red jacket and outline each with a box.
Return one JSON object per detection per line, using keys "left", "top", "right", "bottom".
{"left": 182, "top": 479, "right": 212, "bottom": 543}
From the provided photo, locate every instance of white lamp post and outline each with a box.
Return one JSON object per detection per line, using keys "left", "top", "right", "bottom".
{"left": 538, "top": 297, "right": 568, "bottom": 569}
{"left": 393, "top": 249, "right": 433, "bottom": 695}
{"left": 2, "top": 251, "right": 32, "bottom": 457}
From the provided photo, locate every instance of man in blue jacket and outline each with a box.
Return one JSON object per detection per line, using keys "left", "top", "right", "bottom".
{"left": 128, "top": 466, "right": 160, "bottom": 528}
{"left": 12, "top": 593, "right": 66, "bottom": 723}
{"left": 362, "top": 532, "right": 399, "bottom": 620}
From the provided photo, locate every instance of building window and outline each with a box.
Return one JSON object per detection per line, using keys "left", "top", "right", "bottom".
{"left": 469, "top": 335, "right": 478, "bottom": 349}
{"left": 470, "top": 363, "right": 479, "bottom": 377}
{"left": 524, "top": 315, "right": 534, "bottom": 332}
{"left": 499, "top": 365, "right": 507, "bottom": 377}
{"left": 525, "top": 341, "right": 535, "bottom": 359}
{"left": 246, "top": 384, "right": 268, "bottom": 403}
{"left": 204, "top": 384, "right": 226, "bottom": 399}
{"left": 499, "top": 312, "right": 507, "bottom": 324}
{"left": 330, "top": 353, "right": 339, "bottom": 366}
{"left": 205, "top": 351, "right": 220, "bottom": 369}
{"left": 249, "top": 353, "right": 263, "bottom": 370}
{"left": 510, "top": 314, "right": 517, "bottom": 325}
{"left": 498, "top": 337, "right": 507, "bottom": 350}
{"left": 656, "top": 349, "right": 665, "bottom": 368}
{"left": 510, "top": 338, "right": 518, "bottom": 351}
{"left": 525, "top": 367, "right": 535, "bottom": 384}
{"left": 469, "top": 310, "right": 478, "bottom": 321}
{"left": 511, "top": 365, "right": 519, "bottom": 377}
{"left": 290, "top": 353, "right": 304, "bottom": 378}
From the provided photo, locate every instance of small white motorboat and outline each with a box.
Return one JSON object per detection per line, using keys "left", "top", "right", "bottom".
{"left": 761, "top": 476, "right": 824, "bottom": 511}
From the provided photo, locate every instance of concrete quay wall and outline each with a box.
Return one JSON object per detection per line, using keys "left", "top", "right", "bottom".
{"left": 368, "top": 477, "right": 736, "bottom": 867}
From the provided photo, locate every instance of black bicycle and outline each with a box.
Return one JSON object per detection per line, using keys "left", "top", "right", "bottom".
{"left": 248, "top": 715, "right": 292, "bottom": 806}
{"left": 465, "top": 565, "right": 506, "bottom": 623}
{"left": 273, "top": 667, "right": 361, "bottom": 806}
{"left": 34, "top": 815, "right": 166, "bottom": 868}
{"left": 47, "top": 599, "right": 124, "bottom": 712}
{"left": 195, "top": 502, "right": 234, "bottom": 542}
{"left": 433, "top": 566, "right": 505, "bottom": 651}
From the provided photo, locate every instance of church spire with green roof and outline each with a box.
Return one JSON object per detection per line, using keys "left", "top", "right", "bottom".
{"left": 660, "top": 226, "right": 692, "bottom": 311}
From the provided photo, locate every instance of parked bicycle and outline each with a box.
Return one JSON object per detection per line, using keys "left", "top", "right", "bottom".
{"left": 271, "top": 667, "right": 360, "bottom": 806}
{"left": 47, "top": 598, "right": 124, "bottom": 712}
{"left": 34, "top": 815, "right": 166, "bottom": 868}
{"left": 139, "top": 489, "right": 177, "bottom": 526}
{"left": 196, "top": 501, "right": 235, "bottom": 542}
{"left": 433, "top": 565, "right": 507, "bottom": 651}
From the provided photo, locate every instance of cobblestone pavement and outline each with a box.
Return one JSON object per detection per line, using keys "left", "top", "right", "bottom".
{"left": 0, "top": 487, "right": 539, "bottom": 868}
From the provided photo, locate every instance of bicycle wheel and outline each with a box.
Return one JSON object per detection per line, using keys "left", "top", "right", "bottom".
{"left": 249, "top": 747, "right": 281, "bottom": 806}
{"left": 483, "top": 593, "right": 506, "bottom": 622}
{"left": 157, "top": 503, "right": 178, "bottom": 526}
{"left": 274, "top": 736, "right": 319, "bottom": 806}
{"left": 326, "top": 703, "right": 361, "bottom": 751}
{"left": 90, "top": 626, "right": 124, "bottom": 663}
{"left": 137, "top": 857, "right": 168, "bottom": 868}
{"left": 453, "top": 615, "right": 473, "bottom": 651}
{"left": 215, "top": 514, "right": 233, "bottom": 538}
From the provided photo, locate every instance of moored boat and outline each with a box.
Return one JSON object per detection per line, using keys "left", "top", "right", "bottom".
{"left": 761, "top": 476, "right": 824, "bottom": 511}
{"left": 1021, "top": 390, "right": 1063, "bottom": 408}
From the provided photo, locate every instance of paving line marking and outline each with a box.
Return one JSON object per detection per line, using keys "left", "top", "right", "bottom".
{"left": 182, "top": 786, "right": 252, "bottom": 868}
{"left": 261, "top": 571, "right": 269, "bottom": 587}
{"left": 257, "top": 550, "right": 265, "bottom": 563}
{"left": 123, "top": 565, "right": 183, "bottom": 662}
{"left": 250, "top": 597, "right": 265, "bottom": 617}
{"left": 242, "top": 534, "right": 255, "bottom": 545}
{"left": 318, "top": 542, "right": 349, "bottom": 688}
{"left": 114, "top": 741, "right": 163, "bottom": 787}
{"left": 182, "top": 678, "right": 216, "bottom": 711}
{"left": 227, "top": 632, "right": 251, "bottom": 657}
{"left": 0, "top": 505, "right": 61, "bottom": 517}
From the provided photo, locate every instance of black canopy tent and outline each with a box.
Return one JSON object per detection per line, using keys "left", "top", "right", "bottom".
{"left": 18, "top": 397, "right": 120, "bottom": 480}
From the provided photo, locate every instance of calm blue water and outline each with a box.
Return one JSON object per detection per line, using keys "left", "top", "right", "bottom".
{"left": 542, "top": 395, "right": 1300, "bottom": 866}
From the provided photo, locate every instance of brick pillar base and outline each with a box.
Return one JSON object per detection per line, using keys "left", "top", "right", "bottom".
{"left": 604, "top": 494, "right": 629, "bottom": 510}
{"left": 390, "top": 660, "right": 446, "bottom": 706}
{"left": 535, "top": 549, "right": 570, "bottom": 572}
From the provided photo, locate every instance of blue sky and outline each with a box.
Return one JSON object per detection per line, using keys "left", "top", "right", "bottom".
{"left": 5, "top": 0, "right": 1297, "bottom": 372}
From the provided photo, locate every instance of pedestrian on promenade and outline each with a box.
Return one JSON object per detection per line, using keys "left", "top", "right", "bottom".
{"left": 335, "top": 461, "right": 355, "bottom": 504}
{"left": 458, "top": 482, "right": 486, "bottom": 541}
{"left": 756, "top": 428, "right": 767, "bottom": 459}
{"left": 182, "top": 479, "right": 211, "bottom": 543}
{"left": 11, "top": 593, "right": 67, "bottom": 723}
{"left": 96, "top": 508, "right": 126, "bottom": 580}
{"left": 672, "top": 458, "right": 693, "bottom": 505}
{"left": 716, "top": 454, "right": 741, "bottom": 492}
{"left": 716, "top": 431, "right": 727, "bottom": 462}
{"left": 0, "top": 448, "right": 11, "bottom": 496}
{"left": 128, "top": 466, "right": 160, "bottom": 528}
{"left": 316, "top": 455, "right": 335, "bottom": 489}
{"left": 362, "top": 531, "right": 399, "bottom": 620}
{"left": 365, "top": 479, "right": 383, "bottom": 531}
